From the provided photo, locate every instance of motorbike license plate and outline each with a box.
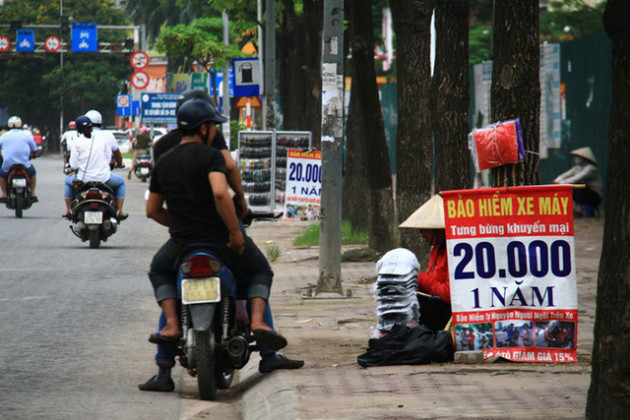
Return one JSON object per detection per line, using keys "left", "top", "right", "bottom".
{"left": 12, "top": 178, "right": 26, "bottom": 188}
{"left": 84, "top": 211, "right": 103, "bottom": 224}
{"left": 182, "top": 277, "right": 221, "bottom": 304}
{"left": 140, "top": 168, "right": 149, "bottom": 175}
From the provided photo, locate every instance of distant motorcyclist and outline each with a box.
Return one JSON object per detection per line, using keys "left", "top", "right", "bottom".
{"left": 127, "top": 126, "right": 152, "bottom": 180}
{"left": 61, "top": 120, "right": 78, "bottom": 169}
{"left": 62, "top": 115, "right": 127, "bottom": 220}
{"left": 0, "top": 116, "right": 38, "bottom": 203}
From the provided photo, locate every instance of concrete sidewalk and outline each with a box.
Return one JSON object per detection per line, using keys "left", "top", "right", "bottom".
{"left": 186, "top": 217, "right": 603, "bottom": 419}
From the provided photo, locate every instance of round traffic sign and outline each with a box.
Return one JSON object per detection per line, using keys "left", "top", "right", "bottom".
{"left": 130, "top": 51, "right": 149, "bottom": 70}
{"left": 131, "top": 70, "right": 150, "bottom": 90}
{"left": 117, "top": 95, "right": 130, "bottom": 108}
{"left": 0, "top": 36, "right": 11, "bottom": 52}
{"left": 44, "top": 36, "right": 61, "bottom": 53}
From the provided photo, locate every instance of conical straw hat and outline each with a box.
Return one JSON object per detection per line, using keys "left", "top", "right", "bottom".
{"left": 399, "top": 194, "right": 445, "bottom": 229}
{"left": 570, "top": 147, "right": 597, "bottom": 164}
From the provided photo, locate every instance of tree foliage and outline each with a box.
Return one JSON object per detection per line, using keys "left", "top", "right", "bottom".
{"left": 0, "top": 0, "right": 131, "bottom": 137}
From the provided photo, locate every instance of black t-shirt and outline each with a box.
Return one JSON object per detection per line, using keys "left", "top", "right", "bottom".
{"left": 153, "top": 128, "right": 228, "bottom": 162}
{"left": 150, "top": 142, "right": 228, "bottom": 244}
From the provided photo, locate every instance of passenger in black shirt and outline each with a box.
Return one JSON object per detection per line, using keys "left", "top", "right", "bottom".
{"left": 146, "top": 99, "right": 284, "bottom": 347}
{"left": 153, "top": 91, "right": 247, "bottom": 219}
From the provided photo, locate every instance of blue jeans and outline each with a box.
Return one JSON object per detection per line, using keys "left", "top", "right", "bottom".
{"left": 149, "top": 237, "right": 273, "bottom": 303}
{"left": 64, "top": 173, "right": 126, "bottom": 200}
{"left": 155, "top": 303, "right": 277, "bottom": 367}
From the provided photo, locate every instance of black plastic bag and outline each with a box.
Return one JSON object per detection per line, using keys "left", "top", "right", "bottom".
{"left": 357, "top": 324, "right": 454, "bottom": 367}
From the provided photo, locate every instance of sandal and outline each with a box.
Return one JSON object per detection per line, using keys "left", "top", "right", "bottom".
{"left": 62, "top": 212, "right": 72, "bottom": 220}
{"left": 117, "top": 212, "right": 129, "bottom": 221}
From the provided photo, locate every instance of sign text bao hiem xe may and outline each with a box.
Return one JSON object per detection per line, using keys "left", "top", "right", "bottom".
{"left": 443, "top": 185, "right": 577, "bottom": 363}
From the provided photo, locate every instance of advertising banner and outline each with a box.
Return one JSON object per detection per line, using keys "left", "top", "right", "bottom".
{"left": 283, "top": 149, "right": 321, "bottom": 221}
{"left": 442, "top": 185, "right": 577, "bottom": 363}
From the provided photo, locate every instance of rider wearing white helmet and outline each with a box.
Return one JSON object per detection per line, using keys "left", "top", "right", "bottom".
{"left": 0, "top": 116, "right": 38, "bottom": 203}
{"left": 82, "top": 109, "right": 128, "bottom": 219}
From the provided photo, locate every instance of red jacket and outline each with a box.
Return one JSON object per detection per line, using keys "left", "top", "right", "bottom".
{"left": 417, "top": 245, "right": 450, "bottom": 303}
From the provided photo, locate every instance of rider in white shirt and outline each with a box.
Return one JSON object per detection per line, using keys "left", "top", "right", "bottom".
{"left": 61, "top": 121, "right": 78, "bottom": 168}
{"left": 63, "top": 114, "right": 128, "bottom": 220}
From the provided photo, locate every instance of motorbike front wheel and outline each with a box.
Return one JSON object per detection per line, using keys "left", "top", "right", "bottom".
{"left": 195, "top": 330, "right": 217, "bottom": 400}
{"left": 88, "top": 228, "right": 100, "bottom": 249}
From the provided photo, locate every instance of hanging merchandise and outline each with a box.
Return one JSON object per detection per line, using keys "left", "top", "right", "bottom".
{"left": 238, "top": 131, "right": 312, "bottom": 211}
{"left": 468, "top": 119, "right": 525, "bottom": 171}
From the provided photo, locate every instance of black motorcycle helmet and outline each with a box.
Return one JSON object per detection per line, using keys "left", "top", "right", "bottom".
{"left": 75, "top": 115, "right": 93, "bottom": 135}
{"left": 177, "top": 99, "right": 227, "bottom": 131}
{"left": 176, "top": 89, "right": 224, "bottom": 112}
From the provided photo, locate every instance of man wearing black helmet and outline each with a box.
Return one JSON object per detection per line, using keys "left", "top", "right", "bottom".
{"left": 152, "top": 90, "right": 248, "bottom": 218}
{"left": 142, "top": 98, "right": 299, "bottom": 391}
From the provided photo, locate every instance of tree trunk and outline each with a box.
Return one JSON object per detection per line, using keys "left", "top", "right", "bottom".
{"left": 490, "top": 1, "right": 540, "bottom": 186}
{"left": 277, "top": 0, "right": 323, "bottom": 147}
{"left": 432, "top": 0, "right": 471, "bottom": 192}
{"left": 391, "top": 0, "right": 435, "bottom": 259}
{"left": 586, "top": 1, "right": 630, "bottom": 417}
{"left": 344, "top": 0, "right": 397, "bottom": 253}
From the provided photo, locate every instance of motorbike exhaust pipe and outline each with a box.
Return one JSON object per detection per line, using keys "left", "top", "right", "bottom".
{"left": 226, "top": 336, "right": 249, "bottom": 368}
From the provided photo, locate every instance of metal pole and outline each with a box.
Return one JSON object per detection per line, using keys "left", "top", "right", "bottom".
{"left": 222, "top": 11, "right": 231, "bottom": 146}
{"left": 59, "top": 0, "right": 64, "bottom": 148}
{"left": 316, "top": 0, "right": 344, "bottom": 296}
{"left": 263, "top": 0, "right": 276, "bottom": 130}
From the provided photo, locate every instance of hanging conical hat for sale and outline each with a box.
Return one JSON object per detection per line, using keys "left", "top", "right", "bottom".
{"left": 570, "top": 147, "right": 597, "bottom": 164}
{"left": 399, "top": 194, "right": 445, "bottom": 229}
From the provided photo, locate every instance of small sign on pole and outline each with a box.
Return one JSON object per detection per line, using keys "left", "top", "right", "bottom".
{"left": 130, "top": 51, "right": 149, "bottom": 70}
{"left": 131, "top": 70, "right": 149, "bottom": 90}
{"left": 0, "top": 36, "right": 11, "bottom": 52}
{"left": 16, "top": 30, "right": 35, "bottom": 52}
{"left": 71, "top": 23, "right": 98, "bottom": 52}
{"left": 44, "top": 36, "right": 61, "bottom": 53}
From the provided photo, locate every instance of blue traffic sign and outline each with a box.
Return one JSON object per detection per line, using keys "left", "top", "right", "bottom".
{"left": 71, "top": 23, "right": 98, "bottom": 52}
{"left": 233, "top": 58, "right": 260, "bottom": 97}
{"left": 141, "top": 93, "right": 179, "bottom": 124}
{"left": 16, "top": 30, "right": 34, "bottom": 52}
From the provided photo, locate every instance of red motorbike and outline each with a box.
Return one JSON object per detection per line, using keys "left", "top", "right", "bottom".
{"left": 4, "top": 164, "right": 35, "bottom": 218}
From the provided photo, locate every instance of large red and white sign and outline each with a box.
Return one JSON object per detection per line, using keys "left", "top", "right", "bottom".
{"left": 0, "top": 36, "right": 11, "bottom": 52}
{"left": 130, "top": 51, "right": 149, "bottom": 70}
{"left": 283, "top": 149, "right": 321, "bottom": 221}
{"left": 443, "top": 185, "right": 577, "bottom": 363}
{"left": 131, "top": 70, "right": 149, "bottom": 90}
{"left": 44, "top": 36, "right": 61, "bottom": 53}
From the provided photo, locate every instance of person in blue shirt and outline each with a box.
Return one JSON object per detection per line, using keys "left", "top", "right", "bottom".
{"left": 0, "top": 116, "right": 38, "bottom": 203}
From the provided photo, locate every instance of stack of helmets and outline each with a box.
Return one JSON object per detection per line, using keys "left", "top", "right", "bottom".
{"left": 372, "top": 248, "right": 420, "bottom": 338}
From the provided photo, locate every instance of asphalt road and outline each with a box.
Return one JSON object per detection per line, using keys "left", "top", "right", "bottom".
{"left": 0, "top": 154, "right": 192, "bottom": 419}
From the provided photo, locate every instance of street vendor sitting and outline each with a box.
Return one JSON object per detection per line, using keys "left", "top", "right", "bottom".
{"left": 553, "top": 147, "right": 602, "bottom": 217}
{"left": 399, "top": 194, "right": 452, "bottom": 332}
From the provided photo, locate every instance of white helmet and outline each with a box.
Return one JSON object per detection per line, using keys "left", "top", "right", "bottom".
{"left": 85, "top": 110, "right": 102, "bottom": 125}
{"left": 8, "top": 116, "right": 22, "bottom": 129}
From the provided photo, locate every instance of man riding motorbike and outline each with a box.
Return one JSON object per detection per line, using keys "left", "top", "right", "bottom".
{"left": 141, "top": 98, "right": 300, "bottom": 392}
{"left": 127, "top": 126, "right": 152, "bottom": 180}
{"left": 0, "top": 116, "right": 38, "bottom": 203}
{"left": 61, "top": 120, "right": 78, "bottom": 169}
{"left": 63, "top": 115, "right": 127, "bottom": 220}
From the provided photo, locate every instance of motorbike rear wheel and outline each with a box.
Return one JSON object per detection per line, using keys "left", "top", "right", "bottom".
{"left": 88, "top": 229, "right": 100, "bottom": 249}
{"left": 195, "top": 330, "right": 217, "bottom": 400}
{"left": 15, "top": 195, "right": 23, "bottom": 218}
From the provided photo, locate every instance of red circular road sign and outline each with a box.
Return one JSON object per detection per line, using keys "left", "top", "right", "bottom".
{"left": 0, "top": 36, "right": 11, "bottom": 52}
{"left": 131, "top": 70, "right": 150, "bottom": 90}
{"left": 44, "top": 36, "right": 61, "bottom": 53}
{"left": 130, "top": 51, "right": 149, "bottom": 70}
